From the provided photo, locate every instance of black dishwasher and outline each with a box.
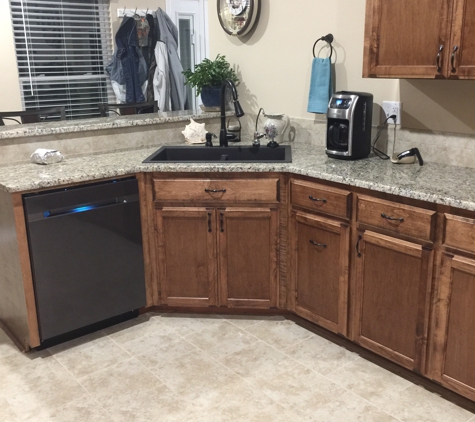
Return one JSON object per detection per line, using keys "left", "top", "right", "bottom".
{"left": 23, "top": 177, "right": 146, "bottom": 344}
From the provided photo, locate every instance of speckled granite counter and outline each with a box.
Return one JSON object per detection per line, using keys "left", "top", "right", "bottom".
{"left": 0, "top": 143, "right": 472, "bottom": 211}
{"left": 0, "top": 109, "right": 221, "bottom": 140}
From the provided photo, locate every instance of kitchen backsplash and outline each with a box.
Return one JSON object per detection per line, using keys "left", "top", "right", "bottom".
{"left": 0, "top": 113, "right": 474, "bottom": 169}
{"left": 243, "top": 114, "right": 475, "bottom": 169}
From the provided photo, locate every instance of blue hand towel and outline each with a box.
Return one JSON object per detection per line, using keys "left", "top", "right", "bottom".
{"left": 307, "top": 57, "right": 332, "bottom": 114}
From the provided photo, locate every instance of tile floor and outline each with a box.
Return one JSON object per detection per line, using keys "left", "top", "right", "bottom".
{"left": 0, "top": 313, "right": 474, "bottom": 421}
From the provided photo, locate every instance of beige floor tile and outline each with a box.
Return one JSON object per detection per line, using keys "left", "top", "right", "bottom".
{"left": 133, "top": 336, "right": 199, "bottom": 372}
{"left": 0, "top": 396, "right": 22, "bottom": 422}
{"left": 156, "top": 313, "right": 225, "bottom": 336}
{"left": 24, "top": 395, "right": 112, "bottom": 422}
{"left": 380, "top": 384, "right": 474, "bottom": 422}
{"left": 304, "top": 391, "right": 400, "bottom": 422}
{"left": 0, "top": 350, "right": 78, "bottom": 397}
{"left": 284, "top": 334, "right": 359, "bottom": 375}
{"left": 51, "top": 335, "right": 132, "bottom": 379}
{"left": 103, "top": 383, "right": 194, "bottom": 422}
{"left": 326, "top": 357, "right": 412, "bottom": 407}
{"left": 248, "top": 403, "right": 305, "bottom": 422}
{"left": 80, "top": 357, "right": 162, "bottom": 405}
{"left": 104, "top": 314, "right": 172, "bottom": 345}
{"left": 0, "top": 329, "right": 18, "bottom": 359}
{"left": 117, "top": 327, "right": 186, "bottom": 357}
{"left": 153, "top": 350, "right": 240, "bottom": 405}
{"left": 204, "top": 376, "right": 276, "bottom": 419}
{"left": 223, "top": 314, "right": 286, "bottom": 329}
{"left": 245, "top": 319, "right": 314, "bottom": 350}
{"left": 184, "top": 320, "right": 260, "bottom": 359}
{"left": 218, "top": 340, "right": 300, "bottom": 382}
{"left": 6, "top": 361, "right": 87, "bottom": 420}
{"left": 254, "top": 364, "right": 346, "bottom": 417}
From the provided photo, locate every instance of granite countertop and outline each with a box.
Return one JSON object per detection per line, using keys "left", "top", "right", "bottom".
{"left": 0, "top": 143, "right": 473, "bottom": 211}
{"left": 0, "top": 109, "right": 221, "bottom": 140}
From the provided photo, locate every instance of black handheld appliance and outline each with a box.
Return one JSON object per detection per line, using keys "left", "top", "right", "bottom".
{"left": 326, "top": 91, "right": 373, "bottom": 160}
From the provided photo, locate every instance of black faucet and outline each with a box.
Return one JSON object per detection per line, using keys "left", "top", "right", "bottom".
{"left": 219, "top": 79, "right": 244, "bottom": 147}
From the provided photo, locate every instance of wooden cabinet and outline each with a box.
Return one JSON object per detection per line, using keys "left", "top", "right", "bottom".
{"left": 219, "top": 208, "right": 278, "bottom": 308}
{"left": 429, "top": 214, "right": 475, "bottom": 400}
{"left": 363, "top": 0, "right": 475, "bottom": 79}
{"left": 352, "top": 196, "right": 436, "bottom": 372}
{"left": 290, "top": 211, "right": 350, "bottom": 335}
{"left": 152, "top": 174, "right": 280, "bottom": 309}
{"left": 289, "top": 179, "right": 351, "bottom": 335}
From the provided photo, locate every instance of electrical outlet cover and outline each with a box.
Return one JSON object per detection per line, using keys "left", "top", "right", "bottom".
{"left": 382, "top": 101, "right": 402, "bottom": 125}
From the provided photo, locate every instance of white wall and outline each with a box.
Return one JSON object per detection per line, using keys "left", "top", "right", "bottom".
{"left": 209, "top": 0, "right": 475, "bottom": 136}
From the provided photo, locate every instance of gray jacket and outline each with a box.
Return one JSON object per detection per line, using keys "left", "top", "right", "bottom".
{"left": 155, "top": 8, "right": 187, "bottom": 111}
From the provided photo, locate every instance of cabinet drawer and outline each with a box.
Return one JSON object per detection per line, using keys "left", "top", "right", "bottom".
{"left": 290, "top": 179, "right": 351, "bottom": 219}
{"left": 357, "top": 195, "right": 436, "bottom": 241}
{"left": 444, "top": 214, "right": 475, "bottom": 253}
{"left": 153, "top": 178, "right": 279, "bottom": 203}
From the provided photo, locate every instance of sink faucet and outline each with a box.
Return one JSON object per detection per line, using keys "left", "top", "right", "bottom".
{"left": 219, "top": 79, "right": 244, "bottom": 147}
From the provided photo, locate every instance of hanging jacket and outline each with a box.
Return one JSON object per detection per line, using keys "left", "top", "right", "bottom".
{"left": 107, "top": 17, "right": 148, "bottom": 104}
{"left": 153, "top": 41, "right": 170, "bottom": 111}
{"left": 154, "top": 8, "right": 187, "bottom": 111}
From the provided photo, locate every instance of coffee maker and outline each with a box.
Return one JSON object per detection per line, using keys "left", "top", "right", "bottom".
{"left": 326, "top": 91, "right": 373, "bottom": 160}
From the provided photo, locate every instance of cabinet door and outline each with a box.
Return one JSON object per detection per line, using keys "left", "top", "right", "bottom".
{"left": 290, "top": 212, "right": 350, "bottom": 335}
{"left": 448, "top": 0, "right": 475, "bottom": 78}
{"left": 430, "top": 254, "right": 475, "bottom": 400}
{"left": 218, "top": 208, "right": 278, "bottom": 308}
{"left": 353, "top": 231, "right": 433, "bottom": 371}
{"left": 156, "top": 207, "right": 217, "bottom": 307}
{"left": 363, "top": 0, "right": 453, "bottom": 78}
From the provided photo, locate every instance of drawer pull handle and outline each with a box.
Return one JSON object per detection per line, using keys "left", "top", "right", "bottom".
{"left": 381, "top": 213, "right": 404, "bottom": 222}
{"left": 208, "top": 212, "right": 212, "bottom": 233}
{"left": 220, "top": 212, "right": 224, "bottom": 232}
{"left": 436, "top": 44, "right": 444, "bottom": 73}
{"left": 309, "top": 195, "right": 327, "bottom": 203}
{"left": 205, "top": 188, "right": 226, "bottom": 193}
{"left": 356, "top": 235, "right": 362, "bottom": 257}
{"left": 309, "top": 240, "right": 327, "bottom": 248}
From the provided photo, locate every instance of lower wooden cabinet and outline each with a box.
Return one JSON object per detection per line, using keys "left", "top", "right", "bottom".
{"left": 156, "top": 207, "right": 218, "bottom": 307}
{"left": 430, "top": 253, "right": 475, "bottom": 401}
{"left": 290, "top": 211, "right": 350, "bottom": 335}
{"left": 352, "top": 230, "right": 434, "bottom": 372}
{"left": 155, "top": 206, "right": 278, "bottom": 308}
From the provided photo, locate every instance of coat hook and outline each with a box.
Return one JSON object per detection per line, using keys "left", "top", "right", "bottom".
{"left": 145, "top": 8, "right": 148, "bottom": 15}
{"left": 134, "top": 7, "right": 137, "bottom": 15}
{"left": 122, "top": 5, "right": 126, "bottom": 16}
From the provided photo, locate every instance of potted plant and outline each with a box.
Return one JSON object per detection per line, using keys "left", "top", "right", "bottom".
{"left": 182, "top": 54, "right": 239, "bottom": 108}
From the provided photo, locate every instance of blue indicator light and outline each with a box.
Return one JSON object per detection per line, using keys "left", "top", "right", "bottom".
{"left": 69, "top": 205, "right": 96, "bottom": 214}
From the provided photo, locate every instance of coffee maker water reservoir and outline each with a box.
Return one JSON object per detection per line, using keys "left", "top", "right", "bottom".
{"left": 326, "top": 91, "right": 373, "bottom": 160}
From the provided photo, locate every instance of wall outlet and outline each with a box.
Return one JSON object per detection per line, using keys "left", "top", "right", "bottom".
{"left": 382, "top": 101, "right": 402, "bottom": 125}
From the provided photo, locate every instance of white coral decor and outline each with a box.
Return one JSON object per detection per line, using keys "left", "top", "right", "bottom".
{"left": 182, "top": 118, "right": 207, "bottom": 144}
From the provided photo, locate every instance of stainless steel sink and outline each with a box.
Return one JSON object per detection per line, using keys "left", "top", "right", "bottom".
{"left": 142, "top": 145, "right": 292, "bottom": 163}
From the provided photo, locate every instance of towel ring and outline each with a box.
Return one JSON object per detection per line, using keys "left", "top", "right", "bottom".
{"left": 313, "top": 33, "right": 334, "bottom": 60}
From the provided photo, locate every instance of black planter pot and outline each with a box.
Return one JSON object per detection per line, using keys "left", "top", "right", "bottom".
{"left": 200, "top": 86, "right": 221, "bottom": 108}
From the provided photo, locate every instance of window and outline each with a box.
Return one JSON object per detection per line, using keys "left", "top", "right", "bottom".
{"left": 9, "top": 0, "right": 115, "bottom": 120}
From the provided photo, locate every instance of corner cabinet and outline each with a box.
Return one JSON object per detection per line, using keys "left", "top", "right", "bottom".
{"left": 352, "top": 195, "right": 436, "bottom": 372}
{"left": 149, "top": 174, "right": 281, "bottom": 309}
{"left": 363, "top": 0, "right": 475, "bottom": 79}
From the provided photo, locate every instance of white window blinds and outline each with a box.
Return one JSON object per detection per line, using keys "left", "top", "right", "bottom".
{"left": 10, "top": 0, "right": 115, "bottom": 120}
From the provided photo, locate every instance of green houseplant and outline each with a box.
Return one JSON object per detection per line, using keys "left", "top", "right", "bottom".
{"left": 182, "top": 54, "right": 239, "bottom": 108}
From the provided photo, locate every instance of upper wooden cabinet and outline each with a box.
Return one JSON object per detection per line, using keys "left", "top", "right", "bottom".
{"left": 363, "top": 0, "right": 475, "bottom": 79}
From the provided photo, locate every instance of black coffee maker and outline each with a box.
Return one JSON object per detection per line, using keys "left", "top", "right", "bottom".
{"left": 326, "top": 91, "right": 373, "bottom": 160}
